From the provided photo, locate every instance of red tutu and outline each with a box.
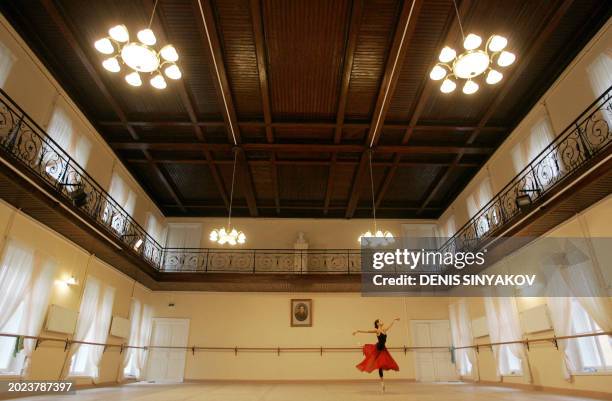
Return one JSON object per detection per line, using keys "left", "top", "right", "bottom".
{"left": 356, "top": 344, "right": 399, "bottom": 373}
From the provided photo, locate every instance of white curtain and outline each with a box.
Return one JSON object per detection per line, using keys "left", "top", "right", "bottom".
{"left": 65, "top": 276, "right": 116, "bottom": 382}
{"left": 145, "top": 213, "right": 166, "bottom": 245}
{"left": 0, "top": 41, "right": 16, "bottom": 88}
{"left": 20, "top": 255, "right": 57, "bottom": 377}
{"left": 47, "top": 102, "right": 92, "bottom": 168}
{"left": 546, "top": 272, "right": 578, "bottom": 380}
{"left": 484, "top": 297, "right": 532, "bottom": 381}
{"left": 0, "top": 240, "right": 34, "bottom": 330}
{"left": 587, "top": 52, "right": 612, "bottom": 99}
{"left": 467, "top": 177, "right": 494, "bottom": 235}
{"left": 164, "top": 224, "right": 203, "bottom": 270}
{"left": 449, "top": 299, "right": 478, "bottom": 379}
{"left": 120, "top": 299, "right": 142, "bottom": 381}
{"left": 107, "top": 172, "right": 137, "bottom": 234}
{"left": 135, "top": 305, "right": 153, "bottom": 379}
{"left": 0, "top": 240, "right": 57, "bottom": 377}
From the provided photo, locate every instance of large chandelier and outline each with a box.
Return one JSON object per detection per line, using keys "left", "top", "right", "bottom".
{"left": 210, "top": 148, "right": 246, "bottom": 246}
{"left": 358, "top": 150, "right": 395, "bottom": 247}
{"left": 429, "top": 0, "right": 515, "bottom": 94}
{"left": 93, "top": 1, "right": 181, "bottom": 89}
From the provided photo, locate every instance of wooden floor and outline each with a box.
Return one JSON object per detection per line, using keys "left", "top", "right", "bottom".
{"left": 6, "top": 382, "right": 611, "bottom": 401}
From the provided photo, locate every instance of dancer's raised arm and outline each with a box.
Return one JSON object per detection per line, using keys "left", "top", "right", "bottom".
{"left": 382, "top": 317, "right": 400, "bottom": 333}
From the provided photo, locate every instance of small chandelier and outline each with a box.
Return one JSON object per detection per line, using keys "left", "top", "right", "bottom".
{"left": 429, "top": 0, "right": 515, "bottom": 94}
{"left": 93, "top": 1, "right": 181, "bottom": 89}
{"left": 210, "top": 148, "right": 246, "bottom": 246}
{"left": 358, "top": 150, "right": 395, "bottom": 247}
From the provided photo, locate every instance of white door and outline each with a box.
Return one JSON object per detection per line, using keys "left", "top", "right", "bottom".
{"left": 411, "top": 320, "right": 458, "bottom": 382}
{"left": 146, "top": 318, "right": 190, "bottom": 383}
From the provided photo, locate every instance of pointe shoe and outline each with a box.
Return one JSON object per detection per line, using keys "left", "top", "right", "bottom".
{"left": 381, "top": 381, "right": 385, "bottom": 393}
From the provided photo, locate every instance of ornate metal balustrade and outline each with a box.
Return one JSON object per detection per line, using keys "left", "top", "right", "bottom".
{"left": 0, "top": 89, "right": 165, "bottom": 268}
{"left": 0, "top": 84, "right": 610, "bottom": 275}
{"left": 440, "top": 85, "right": 612, "bottom": 255}
{"left": 161, "top": 248, "right": 362, "bottom": 273}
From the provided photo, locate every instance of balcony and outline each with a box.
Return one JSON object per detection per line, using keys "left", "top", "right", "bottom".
{"left": 0, "top": 86, "right": 610, "bottom": 290}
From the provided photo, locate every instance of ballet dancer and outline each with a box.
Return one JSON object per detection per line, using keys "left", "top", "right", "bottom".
{"left": 353, "top": 317, "right": 400, "bottom": 392}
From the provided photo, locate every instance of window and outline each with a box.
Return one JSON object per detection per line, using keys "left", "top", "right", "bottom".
{"left": 106, "top": 172, "right": 137, "bottom": 234}
{"left": 449, "top": 300, "right": 476, "bottom": 377}
{"left": 164, "top": 224, "right": 203, "bottom": 270}
{"left": 466, "top": 177, "right": 496, "bottom": 236}
{"left": 123, "top": 300, "right": 153, "bottom": 379}
{"left": 484, "top": 297, "right": 527, "bottom": 377}
{"left": 45, "top": 103, "right": 91, "bottom": 180}
{"left": 0, "top": 41, "right": 16, "bottom": 87}
{"left": 69, "top": 277, "right": 115, "bottom": 378}
{"left": 568, "top": 298, "right": 612, "bottom": 373}
{"left": 0, "top": 240, "right": 57, "bottom": 376}
{"left": 0, "top": 303, "right": 26, "bottom": 375}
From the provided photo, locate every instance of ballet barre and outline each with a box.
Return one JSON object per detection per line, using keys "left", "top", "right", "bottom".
{"left": 0, "top": 331, "right": 609, "bottom": 356}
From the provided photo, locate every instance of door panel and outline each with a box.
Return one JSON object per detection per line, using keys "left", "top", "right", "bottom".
{"left": 411, "top": 320, "right": 458, "bottom": 382}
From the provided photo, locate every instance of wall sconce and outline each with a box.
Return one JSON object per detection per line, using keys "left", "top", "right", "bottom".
{"left": 58, "top": 182, "right": 88, "bottom": 207}
{"left": 56, "top": 275, "right": 78, "bottom": 288}
{"left": 515, "top": 188, "right": 541, "bottom": 210}
{"left": 121, "top": 234, "right": 144, "bottom": 251}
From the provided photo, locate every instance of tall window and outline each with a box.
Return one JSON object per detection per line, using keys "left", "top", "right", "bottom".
{"left": 0, "top": 240, "right": 57, "bottom": 376}
{"left": 484, "top": 297, "right": 527, "bottom": 377}
{"left": 123, "top": 300, "right": 153, "bottom": 379}
{"left": 466, "top": 177, "right": 495, "bottom": 236}
{"left": 45, "top": 103, "right": 92, "bottom": 180}
{"left": 69, "top": 276, "right": 115, "bottom": 378}
{"left": 449, "top": 300, "right": 476, "bottom": 377}
{"left": 0, "top": 41, "right": 16, "bottom": 88}
{"left": 164, "top": 224, "right": 203, "bottom": 270}
{"left": 511, "top": 114, "right": 557, "bottom": 187}
{"left": 568, "top": 298, "right": 612, "bottom": 373}
{"left": 107, "top": 172, "right": 137, "bottom": 234}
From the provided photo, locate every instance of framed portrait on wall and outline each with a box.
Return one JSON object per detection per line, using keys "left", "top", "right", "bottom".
{"left": 290, "top": 299, "right": 312, "bottom": 327}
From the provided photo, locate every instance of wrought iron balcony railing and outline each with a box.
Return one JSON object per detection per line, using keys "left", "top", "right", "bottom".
{"left": 0, "top": 85, "right": 610, "bottom": 274}
{"left": 439, "top": 85, "right": 611, "bottom": 255}
{"left": 0, "top": 89, "right": 165, "bottom": 268}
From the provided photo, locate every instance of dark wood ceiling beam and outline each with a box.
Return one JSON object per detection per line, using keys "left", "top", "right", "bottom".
{"left": 194, "top": 0, "right": 258, "bottom": 216}
{"left": 416, "top": 0, "right": 577, "bottom": 215}
{"left": 250, "top": 0, "right": 279, "bottom": 214}
{"left": 126, "top": 158, "right": 481, "bottom": 167}
{"left": 99, "top": 120, "right": 508, "bottom": 132}
{"left": 39, "top": 0, "right": 187, "bottom": 213}
{"left": 162, "top": 203, "right": 441, "bottom": 211}
{"left": 374, "top": 0, "right": 472, "bottom": 209}
{"left": 144, "top": 0, "right": 229, "bottom": 209}
{"left": 324, "top": 0, "right": 363, "bottom": 215}
{"left": 345, "top": 0, "right": 423, "bottom": 218}
{"left": 111, "top": 141, "right": 493, "bottom": 154}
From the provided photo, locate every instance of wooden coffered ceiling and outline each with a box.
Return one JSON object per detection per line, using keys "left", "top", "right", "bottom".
{"left": 2, "top": 0, "right": 609, "bottom": 218}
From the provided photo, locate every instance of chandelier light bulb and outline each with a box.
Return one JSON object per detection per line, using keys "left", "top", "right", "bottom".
{"left": 497, "top": 51, "right": 516, "bottom": 67}
{"left": 94, "top": 38, "right": 114, "bottom": 54}
{"left": 429, "top": 65, "right": 447, "bottom": 81}
{"left": 440, "top": 78, "right": 456, "bottom": 93}
{"left": 137, "top": 28, "right": 157, "bottom": 45}
{"left": 463, "top": 33, "right": 482, "bottom": 50}
{"left": 486, "top": 69, "right": 503, "bottom": 85}
{"left": 488, "top": 35, "right": 508, "bottom": 52}
{"left": 150, "top": 74, "right": 167, "bottom": 89}
{"left": 102, "top": 57, "right": 120, "bottom": 72}
{"left": 108, "top": 24, "right": 129, "bottom": 43}
{"left": 125, "top": 71, "right": 142, "bottom": 87}
{"left": 439, "top": 46, "right": 456, "bottom": 63}
{"left": 164, "top": 64, "right": 182, "bottom": 80}
{"left": 462, "top": 80, "right": 479, "bottom": 94}
{"left": 160, "top": 44, "right": 179, "bottom": 62}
